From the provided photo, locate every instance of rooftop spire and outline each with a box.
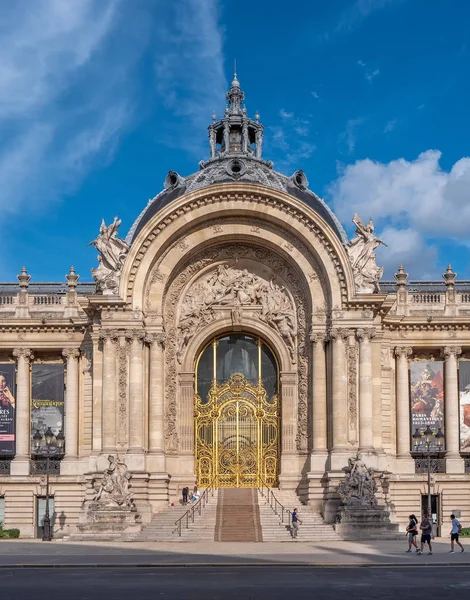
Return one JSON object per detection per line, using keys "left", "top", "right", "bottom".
{"left": 204, "top": 70, "right": 265, "bottom": 164}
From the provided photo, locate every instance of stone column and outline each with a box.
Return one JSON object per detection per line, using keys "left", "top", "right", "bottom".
{"left": 62, "top": 348, "right": 80, "bottom": 458}
{"left": 394, "top": 346, "right": 412, "bottom": 458}
{"left": 12, "top": 349, "right": 33, "bottom": 474}
{"left": 310, "top": 332, "right": 327, "bottom": 456}
{"left": 100, "top": 330, "right": 118, "bottom": 452}
{"left": 443, "top": 346, "right": 463, "bottom": 472}
{"left": 357, "top": 328, "right": 375, "bottom": 452}
{"left": 330, "top": 329, "right": 349, "bottom": 462}
{"left": 127, "top": 330, "right": 145, "bottom": 452}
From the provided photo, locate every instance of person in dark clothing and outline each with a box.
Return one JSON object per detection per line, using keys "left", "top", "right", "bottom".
{"left": 182, "top": 486, "right": 188, "bottom": 505}
{"left": 291, "top": 508, "right": 302, "bottom": 539}
{"left": 418, "top": 513, "right": 433, "bottom": 555}
{"left": 405, "top": 514, "right": 419, "bottom": 553}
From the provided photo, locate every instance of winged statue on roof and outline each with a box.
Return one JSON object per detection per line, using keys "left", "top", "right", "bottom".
{"left": 346, "top": 214, "right": 387, "bottom": 294}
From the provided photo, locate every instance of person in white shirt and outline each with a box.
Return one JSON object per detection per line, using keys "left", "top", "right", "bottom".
{"left": 449, "top": 513, "right": 465, "bottom": 553}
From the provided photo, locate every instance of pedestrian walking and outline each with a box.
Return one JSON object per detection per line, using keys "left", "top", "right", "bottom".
{"left": 417, "top": 513, "right": 433, "bottom": 555}
{"left": 182, "top": 486, "right": 188, "bottom": 505}
{"left": 291, "top": 508, "right": 302, "bottom": 539}
{"left": 405, "top": 514, "right": 419, "bottom": 553}
{"left": 449, "top": 513, "right": 465, "bottom": 553}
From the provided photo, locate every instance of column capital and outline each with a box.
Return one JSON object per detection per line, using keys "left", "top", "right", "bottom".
{"left": 309, "top": 329, "right": 327, "bottom": 345}
{"left": 62, "top": 348, "right": 80, "bottom": 361}
{"left": 356, "top": 327, "right": 376, "bottom": 342}
{"left": 125, "top": 329, "right": 146, "bottom": 343}
{"left": 328, "top": 328, "right": 350, "bottom": 342}
{"left": 442, "top": 346, "right": 462, "bottom": 359}
{"left": 98, "top": 329, "right": 119, "bottom": 343}
{"left": 146, "top": 332, "right": 165, "bottom": 349}
{"left": 394, "top": 346, "right": 412, "bottom": 359}
{"left": 12, "top": 348, "right": 33, "bottom": 362}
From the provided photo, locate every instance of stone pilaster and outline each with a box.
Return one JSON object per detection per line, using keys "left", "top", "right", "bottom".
{"left": 279, "top": 371, "right": 298, "bottom": 490}
{"left": 99, "top": 330, "right": 119, "bottom": 452}
{"left": 394, "top": 346, "right": 413, "bottom": 471}
{"left": 310, "top": 331, "right": 327, "bottom": 468}
{"left": 11, "top": 348, "right": 33, "bottom": 475}
{"left": 126, "top": 330, "right": 145, "bottom": 453}
{"left": 356, "top": 328, "right": 375, "bottom": 453}
{"left": 330, "top": 328, "right": 349, "bottom": 454}
{"left": 62, "top": 348, "right": 80, "bottom": 458}
{"left": 146, "top": 332, "right": 166, "bottom": 473}
{"left": 443, "top": 346, "right": 464, "bottom": 473}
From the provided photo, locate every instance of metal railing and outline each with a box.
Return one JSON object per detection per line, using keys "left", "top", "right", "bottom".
{"left": 258, "top": 479, "right": 291, "bottom": 526}
{"left": 173, "top": 482, "right": 215, "bottom": 537}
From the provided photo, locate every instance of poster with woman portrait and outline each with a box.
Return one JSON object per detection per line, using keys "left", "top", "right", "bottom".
{"left": 458, "top": 361, "right": 470, "bottom": 451}
{"left": 0, "top": 364, "right": 16, "bottom": 455}
{"left": 410, "top": 361, "right": 445, "bottom": 437}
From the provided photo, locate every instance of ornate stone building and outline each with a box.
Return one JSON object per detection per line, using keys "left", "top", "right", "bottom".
{"left": 1, "top": 74, "right": 469, "bottom": 538}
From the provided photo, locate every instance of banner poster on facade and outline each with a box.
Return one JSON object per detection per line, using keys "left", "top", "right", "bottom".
{"left": 31, "top": 364, "right": 64, "bottom": 453}
{"left": 0, "top": 364, "right": 16, "bottom": 455}
{"left": 458, "top": 361, "right": 470, "bottom": 451}
{"left": 410, "top": 361, "right": 445, "bottom": 437}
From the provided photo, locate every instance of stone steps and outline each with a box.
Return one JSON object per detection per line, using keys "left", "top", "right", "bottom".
{"left": 135, "top": 490, "right": 219, "bottom": 541}
{"left": 215, "top": 488, "right": 262, "bottom": 542}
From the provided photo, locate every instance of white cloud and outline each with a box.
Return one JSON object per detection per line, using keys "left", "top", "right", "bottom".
{"left": 311, "top": 91, "right": 320, "bottom": 100}
{"left": 384, "top": 118, "right": 397, "bottom": 133}
{"left": 375, "top": 227, "right": 438, "bottom": 278}
{"left": 365, "top": 68, "right": 380, "bottom": 82}
{"left": 280, "top": 109, "right": 294, "bottom": 119}
{"left": 0, "top": 0, "right": 140, "bottom": 214}
{"left": 329, "top": 150, "right": 470, "bottom": 277}
{"left": 154, "top": 0, "right": 226, "bottom": 156}
{"left": 340, "top": 118, "right": 364, "bottom": 154}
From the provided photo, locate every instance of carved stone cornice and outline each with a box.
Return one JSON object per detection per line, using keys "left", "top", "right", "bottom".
{"left": 394, "top": 346, "right": 413, "bottom": 359}
{"left": 442, "top": 346, "right": 462, "bottom": 360}
{"left": 356, "top": 327, "right": 376, "bottom": 342}
{"left": 12, "top": 348, "right": 33, "bottom": 362}
{"left": 62, "top": 348, "right": 80, "bottom": 361}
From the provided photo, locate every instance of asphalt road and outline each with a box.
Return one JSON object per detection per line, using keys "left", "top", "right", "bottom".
{"left": 2, "top": 566, "right": 470, "bottom": 600}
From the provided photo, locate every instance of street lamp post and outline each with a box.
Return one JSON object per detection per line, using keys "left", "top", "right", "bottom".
{"left": 33, "top": 428, "right": 65, "bottom": 541}
{"left": 412, "top": 425, "right": 445, "bottom": 521}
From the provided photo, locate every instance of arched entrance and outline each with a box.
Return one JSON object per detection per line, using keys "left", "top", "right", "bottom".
{"left": 195, "top": 333, "right": 280, "bottom": 488}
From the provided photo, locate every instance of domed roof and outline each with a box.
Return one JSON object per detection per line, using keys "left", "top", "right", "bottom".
{"left": 126, "top": 75, "right": 347, "bottom": 246}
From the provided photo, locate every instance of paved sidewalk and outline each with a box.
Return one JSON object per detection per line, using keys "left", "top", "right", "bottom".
{"left": 0, "top": 538, "right": 468, "bottom": 567}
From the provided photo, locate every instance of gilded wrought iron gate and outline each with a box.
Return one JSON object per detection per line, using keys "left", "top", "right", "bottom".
{"left": 195, "top": 372, "right": 279, "bottom": 487}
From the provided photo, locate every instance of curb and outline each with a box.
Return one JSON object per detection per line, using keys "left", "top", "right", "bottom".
{"left": 0, "top": 562, "right": 468, "bottom": 569}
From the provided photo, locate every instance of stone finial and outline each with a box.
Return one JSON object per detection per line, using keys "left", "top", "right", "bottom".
{"left": 394, "top": 265, "right": 408, "bottom": 288}
{"left": 66, "top": 266, "right": 80, "bottom": 290}
{"left": 443, "top": 264, "right": 457, "bottom": 287}
{"left": 17, "top": 266, "right": 31, "bottom": 290}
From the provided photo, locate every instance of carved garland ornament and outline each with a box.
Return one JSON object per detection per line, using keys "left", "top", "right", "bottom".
{"left": 162, "top": 244, "right": 310, "bottom": 454}
{"left": 127, "top": 191, "right": 347, "bottom": 303}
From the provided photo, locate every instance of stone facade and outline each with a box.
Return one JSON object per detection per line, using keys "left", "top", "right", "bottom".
{"left": 1, "top": 75, "right": 469, "bottom": 539}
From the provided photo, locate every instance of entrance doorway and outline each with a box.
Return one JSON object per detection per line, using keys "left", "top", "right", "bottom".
{"left": 421, "top": 494, "right": 440, "bottom": 537}
{"left": 195, "top": 334, "right": 280, "bottom": 488}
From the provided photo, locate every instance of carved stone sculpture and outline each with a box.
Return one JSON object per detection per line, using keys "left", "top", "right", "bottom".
{"left": 177, "top": 264, "right": 297, "bottom": 362}
{"left": 337, "top": 452, "right": 378, "bottom": 507}
{"left": 89, "top": 217, "right": 129, "bottom": 295}
{"left": 92, "top": 455, "right": 135, "bottom": 509}
{"left": 346, "top": 214, "right": 386, "bottom": 294}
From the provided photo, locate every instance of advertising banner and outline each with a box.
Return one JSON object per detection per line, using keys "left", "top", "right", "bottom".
{"left": 458, "top": 361, "right": 470, "bottom": 451}
{"left": 0, "top": 364, "right": 16, "bottom": 455}
{"left": 31, "top": 364, "right": 64, "bottom": 452}
{"left": 410, "top": 361, "right": 445, "bottom": 438}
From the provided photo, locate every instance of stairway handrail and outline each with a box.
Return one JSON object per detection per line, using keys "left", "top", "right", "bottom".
{"left": 257, "top": 478, "right": 292, "bottom": 526}
{"left": 172, "top": 481, "right": 215, "bottom": 537}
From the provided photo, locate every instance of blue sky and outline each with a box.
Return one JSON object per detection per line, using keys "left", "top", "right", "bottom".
{"left": 1, "top": 0, "right": 469, "bottom": 283}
